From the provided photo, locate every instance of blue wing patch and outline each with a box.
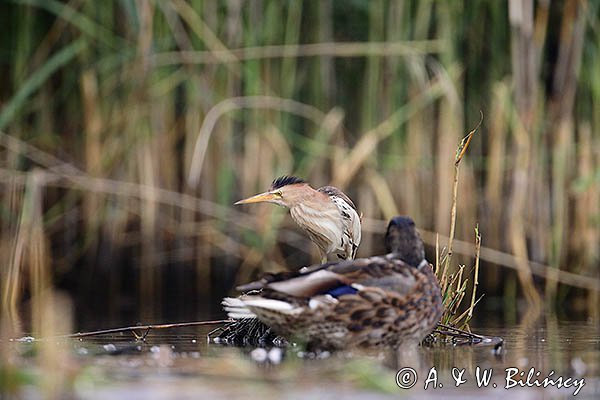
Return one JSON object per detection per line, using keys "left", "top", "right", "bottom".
{"left": 326, "top": 285, "right": 358, "bottom": 298}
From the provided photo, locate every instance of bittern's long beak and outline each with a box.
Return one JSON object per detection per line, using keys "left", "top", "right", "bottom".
{"left": 234, "top": 191, "right": 277, "bottom": 205}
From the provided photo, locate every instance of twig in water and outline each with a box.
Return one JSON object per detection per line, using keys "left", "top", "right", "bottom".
{"left": 14, "top": 319, "right": 232, "bottom": 341}
{"left": 431, "top": 323, "right": 502, "bottom": 348}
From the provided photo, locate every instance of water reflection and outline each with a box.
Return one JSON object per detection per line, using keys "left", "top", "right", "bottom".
{"left": 5, "top": 313, "right": 600, "bottom": 399}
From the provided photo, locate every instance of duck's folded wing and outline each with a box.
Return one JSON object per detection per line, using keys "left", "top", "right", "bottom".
{"left": 326, "top": 256, "right": 418, "bottom": 296}
{"left": 236, "top": 261, "right": 340, "bottom": 292}
{"left": 236, "top": 254, "right": 420, "bottom": 299}
{"left": 266, "top": 269, "right": 349, "bottom": 297}
{"left": 237, "top": 263, "right": 353, "bottom": 299}
{"left": 236, "top": 270, "right": 299, "bottom": 292}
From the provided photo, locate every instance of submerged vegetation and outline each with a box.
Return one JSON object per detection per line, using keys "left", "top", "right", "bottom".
{"left": 0, "top": 1, "right": 599, "bottom": 341}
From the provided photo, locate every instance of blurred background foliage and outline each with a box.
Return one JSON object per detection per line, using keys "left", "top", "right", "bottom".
{"left": 1, "top": 0, "right": 599, "bottom": 330}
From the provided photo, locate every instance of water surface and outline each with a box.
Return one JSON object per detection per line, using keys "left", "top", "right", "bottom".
{"left": 8, "top": 315, "right": 600, "bottom": 399}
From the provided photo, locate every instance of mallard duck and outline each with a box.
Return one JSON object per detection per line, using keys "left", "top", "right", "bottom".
{"left": 234, "top": 176, "right": 361, "bottom": 262}
{"left": 219, "top": 216, "right": 443, "bottom": 349}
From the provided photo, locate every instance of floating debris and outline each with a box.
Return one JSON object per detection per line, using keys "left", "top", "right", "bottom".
{"left": 76, "top": 347, "right": 89, "bottom": 356}
{"left": 150, "top": 345, "right": 161, "bottom": 353}
{"left": 268, "top": 347, "right": 283, "bottom": 364}
{"left": 103, "top": 344, "right": 117, "bottom": 352}
{"left": 13, "top": 336, "right": 35, "bottom": 343}
{"left": 571, "top": 357, "right": 587, "bottom": 375}
{"left": 427, "top": 323, "right": 504, "bottom": 349}
{"left": 250, "top": 348, "right": 268, "bottom": 363}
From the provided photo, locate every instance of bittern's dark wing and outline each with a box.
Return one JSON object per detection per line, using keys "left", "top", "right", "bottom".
{"left": 317, "top": 185, "right": 362, "bottom": 259}
{"left": 317, "top": 186, "right": 358, "bottom": 212}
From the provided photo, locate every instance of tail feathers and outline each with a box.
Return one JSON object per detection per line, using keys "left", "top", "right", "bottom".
{"left": 222, "top": 296, "right": 298, "bottom": 319}
{"left": 222, "top": 297, "right": 257, "bottom": 319}
{"left": 242, "top": 297, "right": 295, "bottom": 311}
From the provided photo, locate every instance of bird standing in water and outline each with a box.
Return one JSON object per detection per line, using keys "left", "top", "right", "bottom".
{"left": 219, "top": 216, "right": 443, "bottom": 350}
{"left": 235, "top": 176, "right": 361, "bottom": 262}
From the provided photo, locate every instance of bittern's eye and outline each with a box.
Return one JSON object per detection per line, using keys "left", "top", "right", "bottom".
{"left": 275, "top": 191, "right": 283, "bottom": 197}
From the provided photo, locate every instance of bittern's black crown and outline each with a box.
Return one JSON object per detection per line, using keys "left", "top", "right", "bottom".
{"left": 270, "top": 175, "right": 306, "bottom": 190}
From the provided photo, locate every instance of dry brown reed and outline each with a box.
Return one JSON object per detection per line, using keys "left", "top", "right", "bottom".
{"left": 435, "top": 116, "right": 482, "bottom": 329}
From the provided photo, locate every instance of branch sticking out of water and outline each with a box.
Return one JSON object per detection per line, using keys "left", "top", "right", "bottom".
{"left": 13, "top": 319, "right": 232, "bottom": 341}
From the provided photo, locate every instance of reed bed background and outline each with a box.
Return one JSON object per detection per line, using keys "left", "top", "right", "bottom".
{"left": 1, "top": 0, "right": 599, "bottom": 332}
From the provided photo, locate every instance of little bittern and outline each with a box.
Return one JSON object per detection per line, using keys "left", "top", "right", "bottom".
{"left": 235, "top": 176, "right": 361, "bottom": 262}
{"left": 219, "top": 216, "right": 443, "bottom": 349}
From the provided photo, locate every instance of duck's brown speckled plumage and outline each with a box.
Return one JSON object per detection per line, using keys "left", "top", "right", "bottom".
{"left": 220, "top": 216, "right": 443, "bottom": 349}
